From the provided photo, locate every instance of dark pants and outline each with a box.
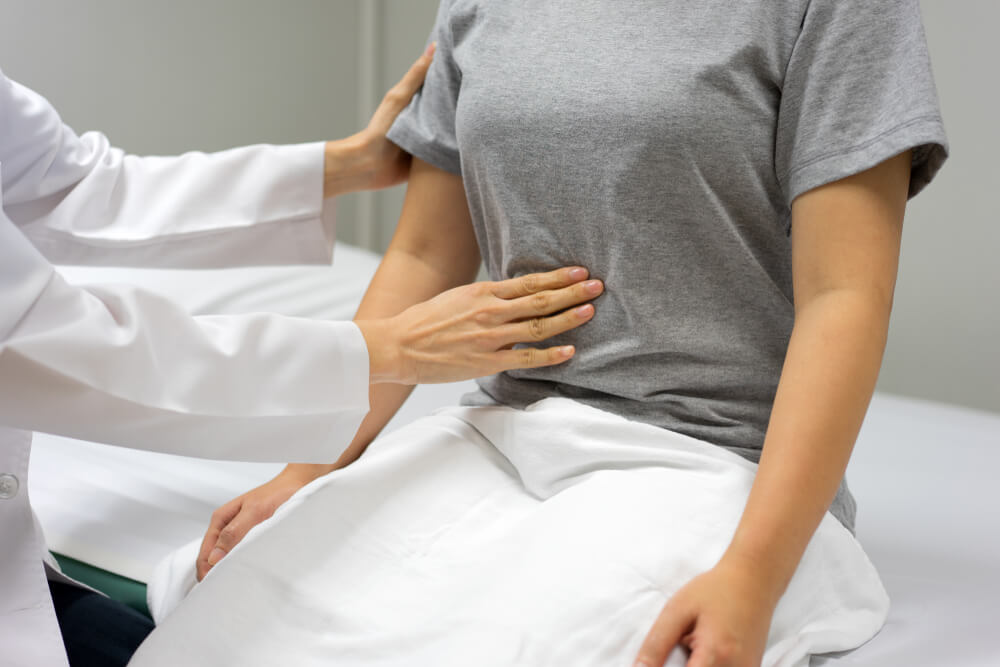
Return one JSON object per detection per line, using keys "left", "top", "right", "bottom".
{"left": 49, "top": 580, "right": 154, "bottom": 667}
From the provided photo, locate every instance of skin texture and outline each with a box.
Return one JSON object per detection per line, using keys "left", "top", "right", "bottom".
{"left": 632, "top": 151, "right": 912, "bottom": 667}
{"left": 200, "top": 133, "right": 910, "bottom": 666}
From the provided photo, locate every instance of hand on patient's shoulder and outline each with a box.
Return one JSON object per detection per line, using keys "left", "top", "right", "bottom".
{"left": 323, "top": 43, "right": 436, "bottom": 197}
{"left": 357, "top": 266, "right": 604, "bottom": 385}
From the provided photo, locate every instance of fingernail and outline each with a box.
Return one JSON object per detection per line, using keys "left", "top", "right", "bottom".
{"left": 584, "top": 280, "right": 603, "bottom": 294}
{"left": 568, "top": 267, "right": 588, "bottom": 280}
{"left": 633, "top": 662, "right": 652, "bottom": 667}
{"left": 207, "top": 548, "right": 226, "bottom": 566}
{"left": 575, "top": 304, "right": 594, "bottom": 318}
{"left": 560, "top": 345, "right": 575, "bottom": 357}
{"left": 425, "top": 42, "right": 437, "bottom": 57}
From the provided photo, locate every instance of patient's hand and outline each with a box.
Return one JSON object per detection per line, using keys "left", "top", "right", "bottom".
{"left": 632, "top": 559, "right": 775, "bottom": 667}
{"left": 195, "top": 464, "right": 332, "bottom": 581}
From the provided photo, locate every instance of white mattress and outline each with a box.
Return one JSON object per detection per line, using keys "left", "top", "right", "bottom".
{"left": 27, "top": 249, "right": 1000, "bottom": 666}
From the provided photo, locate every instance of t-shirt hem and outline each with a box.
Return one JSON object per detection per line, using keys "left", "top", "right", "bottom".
{"left": 783, "top": 115, "right": 949, "bottom": 208}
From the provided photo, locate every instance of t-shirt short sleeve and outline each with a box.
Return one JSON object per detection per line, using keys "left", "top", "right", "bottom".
{"left": 386, "top": 0, "right": 462, "bottom": 175}
{"left": 775, "top": 0, "right": 948, "bottom": 206}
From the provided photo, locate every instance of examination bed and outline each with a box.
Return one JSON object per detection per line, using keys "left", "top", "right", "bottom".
{"left": 30, "top": 245, "right": 1000, "bottom": 666}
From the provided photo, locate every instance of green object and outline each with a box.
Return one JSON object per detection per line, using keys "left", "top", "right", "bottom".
{"left": 51, "top": 553, "right": 151, "bottom": 619}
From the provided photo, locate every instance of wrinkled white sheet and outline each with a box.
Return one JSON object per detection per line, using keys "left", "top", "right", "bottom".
{"left": 135, "top": 399, "right": 888, "bottom": 667}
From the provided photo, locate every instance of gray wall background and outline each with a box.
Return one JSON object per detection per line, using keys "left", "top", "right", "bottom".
{"left": 1, "top": 1, "right": 996, "bottom": 414}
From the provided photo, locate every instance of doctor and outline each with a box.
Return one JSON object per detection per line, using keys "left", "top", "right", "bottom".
{"left": 0, "top": 47, "right": 603, "bottom": 667}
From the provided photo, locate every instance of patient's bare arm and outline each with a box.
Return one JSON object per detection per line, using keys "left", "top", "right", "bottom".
{"left": 633, "top": 151, "right": 911, "bottom": 667}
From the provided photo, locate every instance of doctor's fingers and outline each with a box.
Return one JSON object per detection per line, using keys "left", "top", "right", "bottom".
{"left": 367, "top": 43, "right": 436, "bottom": 133}
{"left": 495, "top": 303, "right": 596, "bottom": 349}
{"left": 501, "top": 278, "right": 604, "bottom": 323}
{"left": 491, "top": 344, "right": 578, "bottom": 372}
{"left": 489, "top": 266, "right": 593, "bottom": 300}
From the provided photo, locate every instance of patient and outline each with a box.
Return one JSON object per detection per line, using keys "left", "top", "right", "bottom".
{"left": 135, "top": 1, "right": 947, "bottom": 665}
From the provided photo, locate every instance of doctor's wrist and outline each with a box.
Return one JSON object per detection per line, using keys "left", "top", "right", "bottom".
{"left": 323, "top": 137, "right": 376, "bottom": 199}
{"left": 355, "top": 318, "right": 407, "bottom": 385}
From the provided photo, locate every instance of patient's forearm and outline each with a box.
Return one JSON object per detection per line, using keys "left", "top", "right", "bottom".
{"left": 723, "top": 152, "right": 909, "bottom": 603}
{"left": 333, "top": 250, "right": 480, "bottom": 467}
{"left": 313, "top": 159, "right": 480, "bottom": 472}
{"left": 724, "top": 290, "right": 891, "bottom": 602}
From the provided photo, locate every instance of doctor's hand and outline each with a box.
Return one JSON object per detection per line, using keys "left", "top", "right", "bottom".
{"left": 356, "top": 266, "right": 604, "bottom": 385}
{"left": 323, "top": 44, "right": 436, "bottom": 197}
{"left": 632, "top": 558, "right": 777, "bottom": 667}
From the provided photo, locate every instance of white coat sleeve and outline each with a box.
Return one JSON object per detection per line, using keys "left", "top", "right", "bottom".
{"left": 0, "top": 70, "right": 335, "bottom": 268}
{"left": 0, "top": 71, "right": 370, "bottom": 462}
{"left": 0, "top": 220, "right": 370, "bottom": 462}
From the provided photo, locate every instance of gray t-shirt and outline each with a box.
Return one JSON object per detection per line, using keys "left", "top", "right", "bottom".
{"left": 387, "top": 0, "right": 948, "bottom": 530}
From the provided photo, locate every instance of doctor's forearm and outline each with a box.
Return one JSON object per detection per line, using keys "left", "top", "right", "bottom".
{"left": 330, "top": 249, "right": 481, "bottom": 468}
{"left": 323, "top": 138, "right": 378, "bottom": 198}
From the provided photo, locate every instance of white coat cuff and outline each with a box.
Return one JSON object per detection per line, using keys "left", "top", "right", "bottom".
{"left": 317, "top": 320, "right": 370, "bottom": 458}
{"left": 272, "top": 141, "right": 335, "bottom": 265}
{"left": 320, "top": 196, "right": 338, "bottom": 259}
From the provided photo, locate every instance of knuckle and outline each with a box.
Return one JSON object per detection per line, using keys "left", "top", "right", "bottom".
{"left": 527, "top": 317, "right": 547, "bottom": 341}
{"left": 530, "top": 292, "right": 550, "bottom": 312}
{"left": 384, "top": 89, "right": 407, "bottom": 107}
{"left": 218, "top": 526, "right": 239, "bottom": 545}
{"left": 519, "top": 348, "right": 537, "bottom": 367}
{"left": 519, "top": 274, "right": 540, "bottom": 294}
{"left": 714, "top": 643, "right": 735, "bottom": 663}
{"left": 473, "top": 282, "right": 495, "bottom": 298}
{"left": 473, "top": 310, "right": 494, "bottom": 327}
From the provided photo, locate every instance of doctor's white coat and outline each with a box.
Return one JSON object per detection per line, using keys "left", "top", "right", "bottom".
{"left": 0, "top": 71, "right": 371, "bottom": 666}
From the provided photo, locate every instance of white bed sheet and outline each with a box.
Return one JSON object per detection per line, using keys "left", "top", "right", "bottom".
{"left": 26, "top": 250, "right": 1000, "bottom": 666}
{"left": 816, "top": 394, "right": 1000, "bottom": 666}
